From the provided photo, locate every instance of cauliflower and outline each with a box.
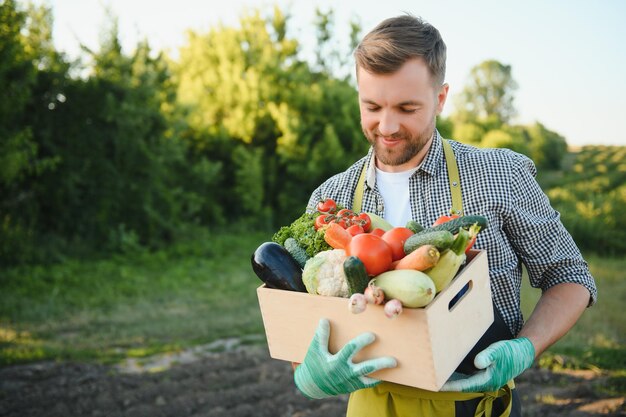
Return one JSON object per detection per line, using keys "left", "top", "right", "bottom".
{"left": 302, "top": 249, "right": 350, "bottom": 298}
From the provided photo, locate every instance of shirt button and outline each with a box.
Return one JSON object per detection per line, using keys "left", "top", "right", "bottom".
{"left": 377, "top": 204, "right": 384, "bottom": 212}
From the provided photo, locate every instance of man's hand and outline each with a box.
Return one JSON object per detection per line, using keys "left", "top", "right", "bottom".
{"left": 440, "top": 338, "right": 535, "bottom": 393}
{"left": 294, "top": 318, "right": 397, "bottom": 399}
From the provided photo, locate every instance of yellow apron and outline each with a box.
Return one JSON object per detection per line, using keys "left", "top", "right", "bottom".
{"left": 346, "top": 381, "right": 515, "bottom": 417}
{"left": 350, "top": 139, "right": 515, "bottom": 417}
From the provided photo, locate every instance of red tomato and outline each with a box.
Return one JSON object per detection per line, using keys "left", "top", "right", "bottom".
{"left": 433, "top": 213, "right": 459, "bottom": 226}
{"left": 381, "top": 227, "right": 415, "bottom": 261}
{"left": 317, "top": 198, "right": 337, "bottom": 214}
{"left": 353, "top": 213, "right": 372, "bottom": 232}
{"left": 336, "top": 208, "right": 355, "bottom": 218}
{"left": 347, "top": 234, "right": 393, "bottom": 276}
{"left": 346, "top": 224, "right": 365, "bottom": 236}
{"left": 369, "top": 228, "right": 386, "bottom": 237}
{"left": 314, "top": 214, "right": 333, "bottom": 230}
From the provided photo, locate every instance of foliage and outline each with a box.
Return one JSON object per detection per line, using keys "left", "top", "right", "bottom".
{"left": 541, "top": 146, "right": 626, "bottom": 254}
{"left": 0, "top": 1, "right": 621, "bottom": 266}
{"left": 453, "top": 60, "right": 518, "bottom": 126}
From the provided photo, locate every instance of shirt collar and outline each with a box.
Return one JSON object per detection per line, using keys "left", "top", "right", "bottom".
{"left": 364, "top": 130, "right": 445, "bottom": 188}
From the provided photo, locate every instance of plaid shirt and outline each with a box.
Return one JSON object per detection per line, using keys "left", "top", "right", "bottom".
{"left": 307, "top": 131, "right": 597, "bottom": 336}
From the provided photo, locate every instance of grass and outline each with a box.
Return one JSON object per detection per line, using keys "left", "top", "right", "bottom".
{"left": 1, "top": 229, "right": 624, "bottom": 383}
{"left": 521, "top": 254, "right": 626, "bottom": 394}
{"left": 0, "top": 228, "right": 272, "bottom": 365}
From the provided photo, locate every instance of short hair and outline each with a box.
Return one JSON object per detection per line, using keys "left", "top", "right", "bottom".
{"left": 354, "top": 14, "right": 447, "bottom": 86}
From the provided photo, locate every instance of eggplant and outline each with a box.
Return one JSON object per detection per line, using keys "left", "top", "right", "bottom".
{"left": 251, "top": 242, "right": 307, "bottom": 292}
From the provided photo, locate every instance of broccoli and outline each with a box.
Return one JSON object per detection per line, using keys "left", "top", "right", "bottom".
{"left": 271, "top": 212, "right": 331, "bottom": 257}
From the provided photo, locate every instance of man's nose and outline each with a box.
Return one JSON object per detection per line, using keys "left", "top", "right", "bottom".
{"left": 378, "top": 111, "right": 399, "bottom": 136}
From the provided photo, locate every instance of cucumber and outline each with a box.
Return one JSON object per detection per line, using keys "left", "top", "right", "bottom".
{"left": 343, "top": 256, "right": 370, "bottom": 295}
{"left": 404, "top": 230, "right": 455, "bottom": 254}
{"left": 284, "top": 237, "right": 310, "bottom": 268}
{"left": 405, "top": 220, "right": 424, "bottom": 234}
{"left": 418, "top": 215, "right": 488, "bottom": 236}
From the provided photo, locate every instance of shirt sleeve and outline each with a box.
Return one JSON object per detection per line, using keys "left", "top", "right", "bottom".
{"left": 503, "top": 154, "right": 597, "bottom": 306}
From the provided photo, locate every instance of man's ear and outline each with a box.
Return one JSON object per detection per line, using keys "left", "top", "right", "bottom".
{"left": 436, "top": 83, "right": 450, "bottom": 115}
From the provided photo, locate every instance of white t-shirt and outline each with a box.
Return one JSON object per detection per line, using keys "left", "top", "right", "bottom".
{"left": 375, "top": 167, "right": 419, "bottom": 227}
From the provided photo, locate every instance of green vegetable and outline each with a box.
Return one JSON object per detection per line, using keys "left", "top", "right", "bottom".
{"left": 405, "top": 220, "right": 424, "bottom": 234}
{"left": 404, "top": 230, "right": 455, "bottom": 254}
{"left": 418, "top": 215, "right": 488, "bottom": 236}
{"left": 272, "top": 212, "right": 332, "bottom": 257}
{"left": 425, "top": 228, "right": 470, "bottom": 292}
{"left": 284, "top": 237, "right": 310, "bottom": 268}
{"left": 343, "top": 256, "right": 370, "bottom": 295}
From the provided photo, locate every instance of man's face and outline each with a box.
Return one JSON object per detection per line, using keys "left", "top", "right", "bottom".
{"left": 357, "top": 58, "right": 448, "bottom": 172}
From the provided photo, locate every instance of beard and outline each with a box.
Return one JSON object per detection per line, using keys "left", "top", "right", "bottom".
{"left": 363, "top": 119, "right": 436, "bottom": 167}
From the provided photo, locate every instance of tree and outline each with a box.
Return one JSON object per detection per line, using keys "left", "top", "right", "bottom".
{"left": 526, "top": 122, "right": 568, "bottom": 169}
{"left": 453, "top": 60, "right": 518, "bottom": 126}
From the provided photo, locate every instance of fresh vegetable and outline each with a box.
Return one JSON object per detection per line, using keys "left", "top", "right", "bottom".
{"left": 346, "top": 224, "right": 365, "bottom": 236}
{"left": 348, "top": 293, "right": 367, "bottom": 314}
{"left": 284, "top": 237, "right": 309, "bottom": 268}
{"left": 404, "top": 230, "right": 455, "bottom": 254}
{"left": 384, "top": 299, "right": 403, "bottom": 319}
{"left": 382, "top": 227, "right": 415, "bottom": 261}
{"left": 302, "top": 249, "right": 350, "bottom": 297}
{"left": 343, "top": 256, "right": 370, "bottom": 295}
{"left": 418, "top": 215, "right": 488, "bottom": 236}
{"left": 433, "top": 213, "right": 459, "bottom": 226}
{"left": 353, "top": 213, "right": 372, "bottom": 232}
{"left": 251, "top": 242, "right": 307, "bottom": 292}
{"left": 314, "top": 214, "right": 334, "bottom": 230}
{"left": 324, "top": 222, "right": 353, "bottom": 249}
{"left": 317, "top": 198, "right": 337, "bottom": 214}
{"left": 347, "top": 233, "right": 393, "bottom": 276}
{"left": 272, "top": 212, "right": 332, "bottom": 258}
{"left": 405, "top": 220, "right": 424, "bottom": 234}
{"left": 372, "top": 269, "right": 436, "bottom": 308}
{"left": 370, "top": 228, "right": 386, "bottom": 237}
{"left": 364, "top": 282, "right": 385, "bottom": 305}
{"left": 365, "top": 212, "right": 394, "bottom": 231}
{"left": 394, "top": 244, "right": 440, "bottom": 271}
{"left": 426, "top": 228, "right": 470, "bottom": 292}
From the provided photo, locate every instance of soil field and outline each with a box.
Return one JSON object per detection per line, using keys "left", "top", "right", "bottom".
{"left": 0, "top": 344, "right": 624, "bottom": 417}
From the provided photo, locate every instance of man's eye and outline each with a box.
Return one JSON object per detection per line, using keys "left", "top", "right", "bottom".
{"left": 401, "top": 108, "right": 417, "bottom": 113}
{"left": 367, "top": 107, "right": 380, "bottom": 112}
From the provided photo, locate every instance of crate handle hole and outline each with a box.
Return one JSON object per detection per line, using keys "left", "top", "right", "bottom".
{"left": 448, "top": 280, "right": 473, "bottom": 311}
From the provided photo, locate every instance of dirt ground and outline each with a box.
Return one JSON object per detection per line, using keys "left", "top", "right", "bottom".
{"left": 1, "top": 344, "right": 624, "bottom": 417}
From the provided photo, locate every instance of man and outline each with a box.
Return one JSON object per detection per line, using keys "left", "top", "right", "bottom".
{"left": 292, "top": 14, "right": 597, "bottom": 417}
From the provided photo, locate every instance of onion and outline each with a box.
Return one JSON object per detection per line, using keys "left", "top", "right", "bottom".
{"left": 364, "top": 281, "right": 385, "bottom": 305}
{"left": 384, "top": 299, "right": 403, "bottom": 319}
{"left": 348, "top": 293, "right": 367, "bottom": 314}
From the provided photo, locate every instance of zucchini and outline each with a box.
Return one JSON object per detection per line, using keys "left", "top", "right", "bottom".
{"left": 425, "top": 228, "right": 470, "bottom": 292}
{"left": 405, "top": 220, "right": 424, "bottom": 234}
{"left": 284, "top": 237, "right": 309, "bottom": 268}
{"left": 404, "top": 230, "right": 455, "bottom": 254}
{"left": 372, "top": 270, "right": 436, "bottom": 308}
{"left": 418, "top": 215, "right": 488, "bottom": 236}
{"left": 343, "top": 256, "right": 370, "bottom": 295}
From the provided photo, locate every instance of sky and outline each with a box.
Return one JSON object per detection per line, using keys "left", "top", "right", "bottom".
{"left": 38, "top": 0, "right": 626, "bottom": 147}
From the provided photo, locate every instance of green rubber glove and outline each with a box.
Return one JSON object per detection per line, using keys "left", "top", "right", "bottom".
{"left": 294, "top": 318, "right": 397, "bottom": 399}
{"left": 440, "top": 338, "right": 535, "bottom": 393}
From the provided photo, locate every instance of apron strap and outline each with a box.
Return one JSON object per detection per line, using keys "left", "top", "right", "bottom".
{"left": 352, "top": 160, "right": 367, "bottom": 213}
{"left": 352, "top": 139, "right": 463, "bottom": 215}
{"left": 442, "top": 139, "right": 464, "bottom": 216}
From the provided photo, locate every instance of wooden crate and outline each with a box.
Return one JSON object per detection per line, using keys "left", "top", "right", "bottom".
{"left": 256, "top": 250, "right": 493, "bottom": 391}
